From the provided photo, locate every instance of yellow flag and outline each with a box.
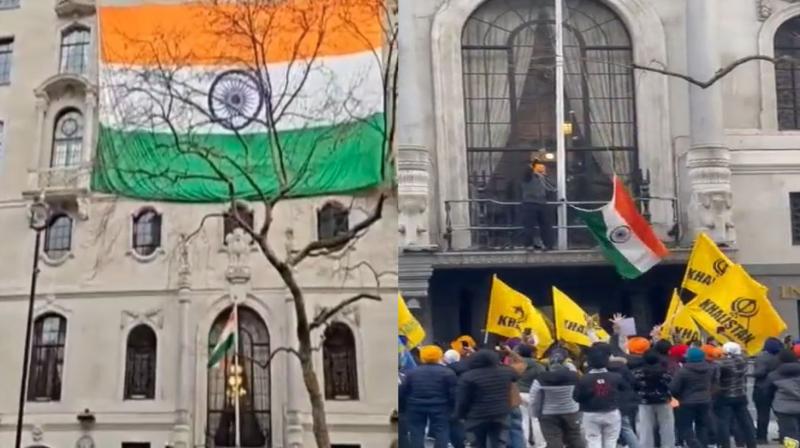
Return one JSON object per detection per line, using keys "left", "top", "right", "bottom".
{"left": 526, "top": 303, "right": 556, "bottom": 357}
{"left": 398, "top": 294, "right": 425, "bottom": 348}
{"left": 686, "top": 264, "right": 786, "bottom": 356}
{"left": 660, "top": 290, "right": 701, "bottom": 343}
{"left": 553, "top": 287, "right": 609, "bottom": 347}
{"left": 680, "top": 233, "right": 764, "bottom": 302}
{"left": 487, "top": 276, "right": 532, "bottom": 336}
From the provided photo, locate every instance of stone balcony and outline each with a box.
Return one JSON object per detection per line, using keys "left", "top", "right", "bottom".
{"left": 55, "top": 0, "right": 95, "bottom": 18}
{"left": 23, "top": 165, "right": 90, "bottom": 199}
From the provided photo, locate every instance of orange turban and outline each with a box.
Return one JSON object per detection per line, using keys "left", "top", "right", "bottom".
{"left": 627, "top": 337, "right": 651, "bottom": 355}
{"left": 420, "top": 345, "right": 444, "bottom": 364}
{"left": 701, "top": 344, "right": 723, "bottom": 360}
{"left": 450, "top": 335, "right": 477, "bottom": 352}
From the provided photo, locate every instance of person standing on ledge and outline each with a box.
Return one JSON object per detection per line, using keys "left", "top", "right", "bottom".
{"left": 519, "top": 156, "right": 557, "bottom": 251}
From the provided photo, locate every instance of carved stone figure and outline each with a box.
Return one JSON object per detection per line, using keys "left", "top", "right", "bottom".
{"left": 692, "top": 190, "right": 736, "bottom": 244}
{"left": 225, "top": 228, "right": 251, "bottom": 269}
{"left": 397, "top": 145, "right": 431, "bottom": 246}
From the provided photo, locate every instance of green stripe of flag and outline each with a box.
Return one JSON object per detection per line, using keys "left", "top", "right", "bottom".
{"left": 207, "top": 332, "right": 235, "bottom": 368}
{"left": 579, "top": 209, "right": 643, "bottom": 280}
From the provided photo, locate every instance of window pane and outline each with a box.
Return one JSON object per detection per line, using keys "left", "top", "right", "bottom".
{"left": 323, "top": 323, "right": 358, "bottom": 400}
{"left": 44, "top": 215, "right": 72, "bottom": 258}
{"left": 0, "top": 0, "right": 20, "bottom": 9}
{"left": 775, "top": 18, "right": 800, "bottom": 130}
{"left": 60, "top": 28, "right": 90, "bottom": 75}
{"left": 0, "top": 38, "right": 13, "bottom": 85}
{"left": 28, "top": 314, "right": 66, "bottom": 401}
{"left": 51, "top": 110, "right": 84, "bottom": 168}
{"left": 133, "top": 210, "right": 162, "bottom": 256}
{"left": 124, "top": 325, "right": 157, "bottom": 399}
{"left": 317, "top": 203, "right": 349, "bottom": 239}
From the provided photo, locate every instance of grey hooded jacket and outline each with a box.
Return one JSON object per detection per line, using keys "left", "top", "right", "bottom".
{"left": 765, "top": 362, "right": 800, "bottom": 414}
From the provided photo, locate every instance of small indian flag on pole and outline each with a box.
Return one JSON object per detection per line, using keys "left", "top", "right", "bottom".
{"left": 208, "top": 310, "right": 237, "bottom": 368}
{"left": 577, "top": 176, "right": 669, "bottom": 279}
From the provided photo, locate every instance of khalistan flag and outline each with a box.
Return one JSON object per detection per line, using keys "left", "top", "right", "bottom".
{"left": 208, "top": 310, "right": 237, "bottom": 369}
{"left": 578, "top": 176, "right": 669, "bottom": 279}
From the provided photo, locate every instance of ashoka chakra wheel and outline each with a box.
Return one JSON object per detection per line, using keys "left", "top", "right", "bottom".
{"left": 208, "top": 69, "right": 264, "bottom": 131}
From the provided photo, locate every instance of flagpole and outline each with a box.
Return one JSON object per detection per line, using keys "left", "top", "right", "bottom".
{"left": 233, "top": 300, "right": 241, "bottom": 448}
{"left": 555, "top": 0, "right": 567, "bottom": 251}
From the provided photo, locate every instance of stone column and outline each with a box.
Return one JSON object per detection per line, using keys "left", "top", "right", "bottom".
{"left": 397, "top": 0, "right": 433, "bottom": 248}
{"left": 284, "top": 294, "right": 304, "bottom": 448}
{"left": 172, "top": 237, "right": 193, "bottom": 448}
{"left": 685, "top": 0, "right": 735, "bottom": 245}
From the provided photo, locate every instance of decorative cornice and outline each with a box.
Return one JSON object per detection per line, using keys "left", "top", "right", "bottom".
{"left": 34, "top": 294, "right": 72, "bottom": 317}
{"left": 120, "top": 308, "right": 164, "bottom": 330}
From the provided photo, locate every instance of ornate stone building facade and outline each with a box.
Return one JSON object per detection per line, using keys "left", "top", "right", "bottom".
{"left": 398, "top": 0, "right": 800, "bottom": 342}
{"left": 0, "top": 1, "right": 397, "bottom": 447}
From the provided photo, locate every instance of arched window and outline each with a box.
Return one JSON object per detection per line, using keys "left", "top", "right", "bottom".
{"left": 462, "top": 0, "right": 636, "bottom": 247}
{"left": 775, "top": 16, "right": 800, "bottom": 130}
{"left": 317, "top": 202, "right": 349, "bottom": 239}
{"left": 124, "top": 325, "right": 157, "bottom": 399}
{"left": 223, "top": 202, "right": 254, "bottom": 244}
{"left": 44, "top": 214, "right": 73, "bottom": 259}
{"left": 207, "top": 306, "right": 270, "bottom": 447}
{"left": 60, "top": 26, "right": 90, "bottom": 74}
{"left": 51, "top": 109, "right": 83, "bottom": 168}
{"left": 132, "top": 209, "right": 162, "bottom": 256}
{"left": 28, "top": 313, "right": 67, "bottom": 401}
{"left": 323, "top": 322, "right": 358, "bottom": 400}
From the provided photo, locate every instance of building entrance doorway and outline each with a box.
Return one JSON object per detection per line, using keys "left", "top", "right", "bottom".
{"left": 427, "top": 263, "right": 685, "bottom": 346}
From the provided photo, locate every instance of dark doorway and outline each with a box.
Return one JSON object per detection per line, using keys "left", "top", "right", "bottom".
{"left": 429, "top": 263, "right": 684, "bottom": 344}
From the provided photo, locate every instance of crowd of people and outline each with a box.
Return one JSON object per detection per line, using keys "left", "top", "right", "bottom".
{"left": 397, "top": 331, "right": 800, "bottom": 448}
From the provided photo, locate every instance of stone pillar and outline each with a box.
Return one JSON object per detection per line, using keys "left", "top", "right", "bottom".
{"left": 173, "top": 237, "right": 193, "bottom": 448}
{"left": 399, "top": 253, "right": 433, "bottom": 342}
{"left": 284, "top": 294, "right": 304, "bottom": 448}
{"left": 397, "top": 0, "right": 434, "bottom": 248}
{"left": 685, "top": 0, "right": 735, "bottom": 245}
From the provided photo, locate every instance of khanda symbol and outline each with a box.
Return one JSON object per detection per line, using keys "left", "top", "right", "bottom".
{"left": 513, "top": 306, "right": 528, "bottom": 323}
{"left": 713, "top": 258, "right": 729, "bottom": 277}
{"left": 731, "top": 297, "right": 758, "bottom": 319}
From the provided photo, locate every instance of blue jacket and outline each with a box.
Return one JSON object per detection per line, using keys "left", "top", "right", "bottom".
{"left": 400, "top": 364, "right": 457, "bottom": 411}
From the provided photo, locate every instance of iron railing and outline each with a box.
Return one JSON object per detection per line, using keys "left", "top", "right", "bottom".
{"left": 443, "top": 196, "right": 679, "bottom": 251}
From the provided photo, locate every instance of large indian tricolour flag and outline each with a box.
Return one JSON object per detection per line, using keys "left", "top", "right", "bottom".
{"left": 577, "top": 176, "right": 670, "bottom": 279}
{"left": 93, "top": 0, "right": 387, "bottom": 202}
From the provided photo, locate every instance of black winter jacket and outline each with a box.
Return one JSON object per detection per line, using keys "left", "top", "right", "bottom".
{"left": 573, "top": 368, "right": 630, "bottom": 413}
{"left": 399, "top": 364, "right": 457, "bottom": 410}
{"left": 633, "top": 358, "right": 673, "bottom": 404}
{"left": 456, "top": 350, "right": 518, "bottom": 423}
{"left": 608, "top": 360, "right": 640, "bottom": 413}
{"left": 717, "top": 355, "right": 748, "bottom": 399}
{"left": 518, "top": 358, "right": 545, "bottom": 392}
{"left": 765, "top": 362, "right": 800, "bottom": 414}
{"left": 752, "top": 351, "right": 780, "bottom": 389}
{"left": 669, "top": 361, "right": 718, "bottom": 405}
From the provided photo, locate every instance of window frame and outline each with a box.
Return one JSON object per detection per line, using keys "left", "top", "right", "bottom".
{"left": 130, "top": 208, "right": 163, "bottom": 260}
{"left": 43, "top": 213, "right": 73, "bottom": 261}
{"left": 27, "top": 313, "right": 67, "bottom": 402}
{"left": 59, "top": 25, "right": 91, "bottom": 75}
{"left": 0, "top": 37, "right": 13, "bottom": 85}
{"left": 0, "top": 0, "right": 20, "bottom": 10}
{"left": 317, "top": 202, "right": 350, "bottom": 240}
{"left": 790, "top": 192, "right": 800, "bottom": 246}
{"left": 50, "top": 108, "right": 84, "bottom": 169}
{"left": 222, "top": 202, "right": 254, "bottom": 245}
{"left": 322, "top": 322, "right": 359, "bottom": 401}
{"left": 123, "top": 324, "right": 157, "bottom": 400}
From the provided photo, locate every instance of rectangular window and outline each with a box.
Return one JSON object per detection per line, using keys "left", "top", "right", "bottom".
{"left": 0, "top": 0, "right": 19, "bottom": 10}
{"left": 121, "top": 444, "right": 150, "bottom": 448}
{"left": 0, "top": 38, "right": 12, "bottom": 85}
{"left": 791, "top": 193, "right": 800, "bottom": 245}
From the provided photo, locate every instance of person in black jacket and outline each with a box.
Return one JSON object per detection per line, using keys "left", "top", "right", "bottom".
{"left": 444, "top": 349, "right": 468, "bottom": 448}
{"left": 456, "top": 349, "right": 518, "bottom": 448}
{"left": 399, "top": 345, "right": 457, "bottom": 448}
{"left": 608, "top": 355, "right": 640, "bottom": 448}
{"left": 714, "top": 342, "right": 757, "bottom": 448}
{"left": 751, "top": 337, "right": 782, "bottom": 443}
{"left": 670, "top": 346, "right": 718, "bottom": 448}
{"left": 632, "top": 349, "right": 674, "bottom": 448}
{"left": 574, "top": 346, "right": 631, "bottom": 448}
{"left": 763, "top": 349, "right": 800, "bottom": 444}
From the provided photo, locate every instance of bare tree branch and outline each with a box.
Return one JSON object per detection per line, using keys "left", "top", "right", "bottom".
{"left": 310, "top": 293, "right": 382, "bottom": 330}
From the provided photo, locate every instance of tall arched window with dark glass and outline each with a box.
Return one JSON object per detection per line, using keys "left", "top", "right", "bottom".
{"left": 462, "top": 0, "right": 637, "bottom": 248}
{"left": 317, "top": 202, "right": 349, "bottom": 239}
{"left": 124, "top": 325, "right": 157, "bottom": 399}
{"left": 132, "top": 209, "right": 162, "bottom": 256}
{"left": 28, "top": 313, "right": 67, "bottom": 401}
{"left": 44, "top": 213, "right": 73, "bottom": 259}
{"left": 323, "top": 322, "right": 359, "bottom": 400}
{"left": 775, "top": 16, "right": 800, "bottom": 130}
{"left": 207, "top": 306, "right": 271, "bottom": 447}
{"left": 51, "top": 109, "right": 84, "bottom": 168}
